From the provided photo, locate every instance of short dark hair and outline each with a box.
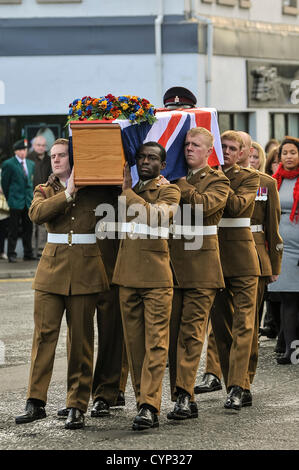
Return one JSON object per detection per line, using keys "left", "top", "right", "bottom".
{"left": 138, "top": 141, "right": 167, "bottom": 162}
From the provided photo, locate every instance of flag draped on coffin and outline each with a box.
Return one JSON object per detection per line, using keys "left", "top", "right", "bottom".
{"left": 68, "top": 107, "right": 223, "bottom": 187}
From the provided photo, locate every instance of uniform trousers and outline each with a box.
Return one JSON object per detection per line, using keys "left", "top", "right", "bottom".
{"left": 168, "top": 287, "right": 217, "bottom": 401}
{"left": 205, "top": 320, "right": 222, "bottom": 380}
{"left": 119, "top": 286, "right": 173, "bottom": 414}
{"left": 206, "top": 276, "right": 266, "bottom": 388}
{"left": 210, "top": 276, "right": 258, "bottom": 390}
{"left": 27, "top": 290, "right": 98, "bottom": 412}
{"left": 246, "top": 276, "right": 267, "bottom": 388}
{"left": 8, "top": 207, "right": 33, "bottom": 258}
{"left": 92, "top": 285, "right": 129, "bottom": 406}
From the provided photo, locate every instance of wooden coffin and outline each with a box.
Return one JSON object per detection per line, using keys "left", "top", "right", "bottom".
{"left": 70, "top": 121, "right": 125, "bottom": 185}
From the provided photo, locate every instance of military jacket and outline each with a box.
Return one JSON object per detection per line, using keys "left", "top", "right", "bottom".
{"left": 251, "top": 171, "right": 283, "bottom": 276}
{"left": 29, "top": 183, "right": 109, "bottom": 295}
{"left": 218, "top": 165, "right": 261, "bottom": 277}
{"left": 112, "top": 178, "right": 181, "bottom": 288}
{"left": 169, "top": 165, "right": 230, "bottom": 288}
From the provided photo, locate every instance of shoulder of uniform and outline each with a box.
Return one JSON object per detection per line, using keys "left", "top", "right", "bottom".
{"left": 159, "top": 182, "right": 180, "bottom": 192}
{"left": 208, "top": 167, "right": 228, "bottom": 178}
{"left": 241, "top": 167, "right": 257, "bottom": 174}
{"left": 258, "top": 171, "right": 276, "bottom": 184}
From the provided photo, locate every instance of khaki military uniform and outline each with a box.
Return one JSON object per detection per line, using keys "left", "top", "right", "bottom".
{"left": 92, "top": 231, "right": 129, "bottom": 406}
{"left": 112, "top": 179, "right": 181, "bottom": 413}
{"left": 210, "top": 165, "right": 260, "bottom": 391}
{"left": 206, "top": 171, "right": 283, "bottom": 387}
{"left": 27, "top": 183, "right": 109, "bottom": 412}
{"left": 246, "top": 171, "right": 283, "bottom": 387}
{"left": 168, "top": 166, "right": 230, "bottom": 401}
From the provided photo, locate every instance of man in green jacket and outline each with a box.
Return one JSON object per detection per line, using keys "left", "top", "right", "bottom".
{"left": 1, "top": 139, "right": 35, "bottom": 262}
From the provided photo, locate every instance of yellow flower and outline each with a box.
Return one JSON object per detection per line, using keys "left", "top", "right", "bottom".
{"left": 121, "top": 103, "right": 129, "bottom": 110}
{"left": 100, "top": 100, "right": 107, "bottom": 109}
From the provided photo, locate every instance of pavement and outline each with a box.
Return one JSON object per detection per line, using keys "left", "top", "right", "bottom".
{"left": 0, "top": 257, "right": 299, "bottom": 456}
{"left": 0, "top": 258, "right": 39, "bottom": 279}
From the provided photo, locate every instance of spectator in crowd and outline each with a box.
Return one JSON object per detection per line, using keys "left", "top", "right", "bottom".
{"left": 0, "top": 169, "right": 9, "bottom": 260}
{"left": 262, "top": 144, "right": 283, "bottom": 346}
{"left": 1, "top": 139, "right": 35, "bottom": 263}
{"left": 249, "top": 142, "right": 266, "bottom": 173}
{"left": 269, "top": 136, "right": 299, "bottom": 365}
{"left": 265, "top": 138, "right": 280, "bottom": 156}
{"left": 265, "top": 146, "right": 280, "bottom": 176}
{"left": 27, "top": 135, "right": 52, "bottom": 258}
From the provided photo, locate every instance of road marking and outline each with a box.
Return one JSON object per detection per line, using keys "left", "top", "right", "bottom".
{"left": 0, "top": 278, "right": 34, "bottom": 282}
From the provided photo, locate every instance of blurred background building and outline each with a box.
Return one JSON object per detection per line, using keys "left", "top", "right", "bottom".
{"left": 1, "top": 0, "right": 299, "bottom": 162}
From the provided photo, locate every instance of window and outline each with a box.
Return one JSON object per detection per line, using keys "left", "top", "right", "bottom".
{"left": 202, "top": 0, "right": 251, "bottom": 5}
{"left": 36, "top": 0, "right": 81, "bottom": 3}
{"left": 216, "top": 0, "right": 237, "bottom": 6}
{"left": 270, "top": 113, "right": 299, "bottom": 141}
{"left": 239, "top": 0, "right": 251, "bottom": 7}
{"left": 218, "top": 112, "right": 249, "bottom": 134}
{"left": 282, "top": 0, "right": 298, "bottom": 15}
{"left": 0, "top": 0, "right": 22, "bottom": 4}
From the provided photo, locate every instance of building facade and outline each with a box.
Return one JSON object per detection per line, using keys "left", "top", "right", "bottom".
{"left": 0, "top": 0, "right": 299, "bottom": 160}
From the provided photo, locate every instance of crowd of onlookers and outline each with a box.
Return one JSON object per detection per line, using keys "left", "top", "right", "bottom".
{"left": 0, "top": 135, "right": 51, "bottom": 262}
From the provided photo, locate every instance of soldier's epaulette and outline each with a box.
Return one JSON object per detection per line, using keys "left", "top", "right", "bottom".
{"left": 241, "top": 167, "right": 257, "bottom": 174}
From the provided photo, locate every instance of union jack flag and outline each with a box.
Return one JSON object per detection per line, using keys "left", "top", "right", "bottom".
{"left": 69, "top": 107, "right": 223, "bottom": 187}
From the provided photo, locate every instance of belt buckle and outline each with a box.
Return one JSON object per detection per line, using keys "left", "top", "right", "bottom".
{"left": 68, "top": 232, "right": 72, "bottom": 246}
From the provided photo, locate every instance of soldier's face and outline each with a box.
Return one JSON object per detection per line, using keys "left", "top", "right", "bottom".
{"left": 222, "top": 138, "right": 243, "bottom": 169}
{"left": 184, "top": 133, "right": 212, "bottom": 169}
{"left": 50, "top": 144, "right": 71, "bottom": 179}
{"left": 281, "top": 143, "right": 299, "bottom": 171}
{"left": 136, "top": 145, "right": 166, "bottom": 180}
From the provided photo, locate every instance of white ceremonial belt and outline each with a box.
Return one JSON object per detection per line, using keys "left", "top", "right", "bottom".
{"left": 47, "top": 233, "right": 97, "bottom": 244}
{"left": 250, "top": 224, "right": 263, "bottom": 233}
{"left": 98, "top": 222, "right": 170, "bottom": 238}
{"left": 218, "top": 218, "right": 251, "bottom": 228}
{"left": 170, "top": 225, "right": 217, "bottom": 236}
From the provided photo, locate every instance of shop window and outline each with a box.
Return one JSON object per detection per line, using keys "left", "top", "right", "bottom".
{"left": 0, "top": 0, "right": 22, "bottom": 4}
{"left": 270, "top": 113, "right": 299, "bottom": 141}
{"left": 282, "top": 0, "right": 298, "bottom": 15}
{"left": 36, "top": 0, "right": 81, "bottom": 3}
{"left": 216, "top": 0, "right": 237, "bottom": 6}
{"left": 218, "top": 112, "right": 249, "bottom": 134}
